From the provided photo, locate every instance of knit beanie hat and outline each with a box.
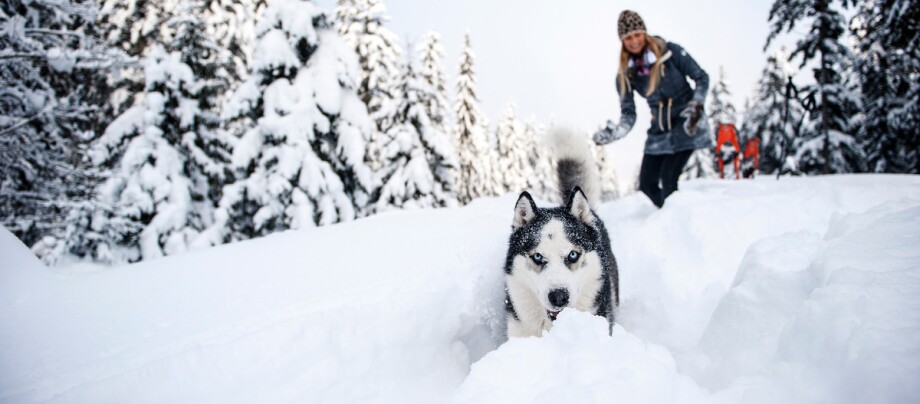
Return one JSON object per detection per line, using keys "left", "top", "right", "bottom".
{"left": 618, "top": 10, "right": 647, "bottom": 40}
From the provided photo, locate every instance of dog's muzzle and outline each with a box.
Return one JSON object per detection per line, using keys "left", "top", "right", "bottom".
{"left": 547, "top": 288, "right": 570, "bottom": 321}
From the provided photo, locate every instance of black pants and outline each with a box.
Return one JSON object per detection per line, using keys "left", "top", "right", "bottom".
{"left": 638, "top": 150, "right": 693, "bottom": 208}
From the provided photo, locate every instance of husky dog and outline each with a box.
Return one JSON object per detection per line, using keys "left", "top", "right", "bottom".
{"left": 504, "top": 128, "right": 619, "bottom": 338}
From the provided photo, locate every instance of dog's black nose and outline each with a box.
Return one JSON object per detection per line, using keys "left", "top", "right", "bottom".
{"left": 548, "top": 289, "right": 569, "bottom": 308}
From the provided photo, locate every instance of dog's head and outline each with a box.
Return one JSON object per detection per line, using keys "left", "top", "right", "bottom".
{"left": 506, "top": 187, "right": 603, "bottom": 321}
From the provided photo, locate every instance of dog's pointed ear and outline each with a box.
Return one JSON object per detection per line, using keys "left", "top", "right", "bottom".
{"left": 567, "top": 187, "right": 595, "bottom": 225}
{"left": 512, "top": 192, "right": 538, "bottom": 230}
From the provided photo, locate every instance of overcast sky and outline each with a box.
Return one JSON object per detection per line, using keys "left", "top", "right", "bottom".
{"left": 318, "top": 0, "right": 798, "bottom": 184}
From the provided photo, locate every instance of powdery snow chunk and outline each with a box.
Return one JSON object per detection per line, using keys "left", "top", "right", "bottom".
{"left": 454, "top": 310, "right": 712, "bottom": 404}
{"left": 256, "top": 0, "right": 319, "bottom": 43}
{"left": 45, "top": 47, "right": 76, "bottom": 73}
{"left": 252, "top": 29, "right": 300, "bottom": 73}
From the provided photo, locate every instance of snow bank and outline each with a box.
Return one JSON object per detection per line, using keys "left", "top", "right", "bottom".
{"left": 454, "top": 311, "right": 711, "bottom": 404}
{"left": 0, "top": 202, "right": 509, "bottom": 403}
{"left": 2, "top": 175, "right": 919, "bottom": 403}
{"left": 696, "top": 198, "right": 920, "bottom": 404}
{"left": 606, "top": 175, "right": 920, "bottom": 352}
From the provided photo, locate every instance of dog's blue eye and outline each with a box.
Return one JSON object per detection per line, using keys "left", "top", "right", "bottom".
{"left": 568, "top": 251, "right": 580, "bottom": 262}
{"left": 531, "top": 253, "right": 545, "bottom": 265}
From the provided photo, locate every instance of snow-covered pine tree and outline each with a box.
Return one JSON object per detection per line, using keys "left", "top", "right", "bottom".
{"left": 708, "top": 66, "right": 737, "bottom": 126}
{"left": 593, "top": 145, "right": 620, "bottom": 202}
{"left": 98, "top": 0, "right": 178, "bottom": 118}
{"left": 203, "top": 0, "right": 266, "bottom": 82}
{"left": 739, "top": 98, "right": 753, "bottom": 143}
{"left": 70, "top": 44, "right": 223, "bottom": 263}
{"left": 99, "top": 0, "right": 176, "bottom": 56}
{"left": 767, "top": 0, "right": 864, "bottom": 174}
{"left": 683, "top": 66, "right": 734, "bottom": 180}
{"left": 165, "top": 2, "right": 234, "bottom": 202}
{"left": 202, "top": 0, "right": 374, "bottom": 244}
{"left": 414, "top": 30, "right": 459, "bottom": 203}
{"left": 681, "top": 149, "right": 718, "bottom": 180}
{"left": 745, "top": 48, "right": 804, "bottom": 175}
{"left": 482, "top": 115, "right": 503, "bottom": 196}
{"left": 417, "top": 31, "right": 452, "bottom": 130}
{"left": 523, "top": 120, "right": 554, "bottom": 202}
{"left": 100, "top": 0, "right": 246, "bottom": 128}
{"left": 36, "top": 1, "right": 235, "bottom": 264}
{"left": 0, "top": 0, "right": 128, "bottom": 253}
{"left": 334, "top": 0, "right": 401, "bottom": 173}
{"left": 737, "top": 99, "right": 759, "bottom": 177}
{"left": 852, "top": 0, "right": 920, "bottom": 174}
{"left": 454, "top": 32, "right": 495, "bottom": 204}
{"left": 495, "top": 103, "right": 531, "bottom": 194}
{"left": 39, "top": 0, "right": 230, "bottom": 262}
{"left": 376, "top": 49, "right": 457, "bottom": 211}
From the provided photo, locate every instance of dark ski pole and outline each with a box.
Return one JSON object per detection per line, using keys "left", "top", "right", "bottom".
{"left": 776, "top": 77, "right": 794, "bottom": 180}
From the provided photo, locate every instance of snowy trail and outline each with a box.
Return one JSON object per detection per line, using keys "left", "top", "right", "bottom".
{"left": 2, "top": 175, "right": 920, "bottom": 403}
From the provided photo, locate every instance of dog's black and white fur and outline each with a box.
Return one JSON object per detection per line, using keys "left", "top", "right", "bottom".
{"left": 503, "top": 128, "right": 620, "bottom": 338}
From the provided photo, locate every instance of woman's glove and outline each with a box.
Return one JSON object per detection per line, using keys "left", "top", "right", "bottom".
{"left": 593, "top": 120, "right": 628, "bottom": 145}
{"left": 680, "top": 101, "right": 704, "bottom": 136}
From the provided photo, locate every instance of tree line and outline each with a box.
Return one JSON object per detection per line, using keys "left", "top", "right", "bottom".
{"left": 685, "top": 0, "right": 918, "bottom": 178}
{"left": 4, "top": 0, "right": 914, "bottom": 265}
{"left": 1, "top": 0, "right": 618, "bottom": 265}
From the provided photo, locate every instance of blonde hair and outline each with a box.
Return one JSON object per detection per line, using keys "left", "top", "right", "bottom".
{"left": 618, "top": 35, "right": 665, "bottom": 99}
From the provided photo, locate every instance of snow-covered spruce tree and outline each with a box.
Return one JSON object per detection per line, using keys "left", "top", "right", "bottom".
{"left": 852, "top": 0, "right": 920, "bottom": 174}
{"left": 376, "top": 51, "right": 457, "bottom": 211}
{"left": 681, "top": 65, "right": 733, "bottom": 180}
{"left": 745, "top": 48, "right": 804, "bottom": 175}
{"left": 482, "top": 115, "right": 503, "bottom": 195}
{"left": 414, "top": 30, "right": 459, "bottom": 202}
{"left": 417, "top": 30, "right": 452, "bottom": 130}
{"left": 681, "top": 148, "right": 718, "bottom": 180}
{"left": 164, "top": 3, "right": 234, "bottom": 202}
{"left": 99, "top": 0, "right": 176, "bottom": 56}
{"left": 200, "top": 0, "right": 374, "bottom": 244}
{"left": 0, "top": 0, "right": 128, "bottom": 250}
{"left": 98, "top": 0, "right": 177, "bottom": 118}
{"left": 70, "top": 45, "right": 225, "bottom": 263}
{"left": 454, "top": 32, "right": 496, "bottom": 204}
{"left": 767, "top": 0, "right": 864, "bottom": 174}
{"left": 334, "top": 0, "right": 401, "bottom": 173}
{"left": 708, "top": 65, "right": 737, "bottom": 126}
{"left": 593, "top": 145, "right": 620, "bottom": 202}
{"left": 203, "top": 0, "right": 266, "bottom": 83}
{"left": 99, "top": 0, "right": 245, "bottom": 128}
{"left": 36, "top": 2, "right": 234, "bottom": 264}
{"left": 495, "top": 103, "right": 531, "bottom": 194}
{"left": 522, "top": 120, "right": 554, "bottom": 201}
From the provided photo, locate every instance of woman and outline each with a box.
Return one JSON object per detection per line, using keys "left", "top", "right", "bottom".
{"left": 594, "top": 10, "right": 713, "bottom": 208}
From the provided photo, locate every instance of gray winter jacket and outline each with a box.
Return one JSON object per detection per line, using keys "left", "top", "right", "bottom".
{"left": 617, "top": 37, "right": 714, "bottom": 155}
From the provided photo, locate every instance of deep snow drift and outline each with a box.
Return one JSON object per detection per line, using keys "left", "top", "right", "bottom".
{"left": 2, "top": 175, "right": 919, "bottom": 403}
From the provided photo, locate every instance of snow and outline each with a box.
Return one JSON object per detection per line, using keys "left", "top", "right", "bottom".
{"left": 252, "top": 29, "right": 300, "bottom": 73}
{"left": 455, "top": 313, "right": 710, "bottom": 403}
{"left": 45, "top": 47, "right": 76, "bottom": 73}
{"left": 2, "top": 175, "right": 920, "bottom": 403}
{"left": 255, "top": 0, "right": 319, "bottom": 44}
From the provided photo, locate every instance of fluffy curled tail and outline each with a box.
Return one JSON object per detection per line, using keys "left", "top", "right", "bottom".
{"left": 548, "top": 127, "right": 600, "bottom": 208}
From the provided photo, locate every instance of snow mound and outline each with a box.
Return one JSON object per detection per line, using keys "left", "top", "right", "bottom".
{"left": 0, "top": 227, "right": 44, "bottom": 274}
{"left": 696, "top": 199, "right": 920, "bottom": 404}
{"left": 454, "top": 310, "right": 711, "bottom": 404}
